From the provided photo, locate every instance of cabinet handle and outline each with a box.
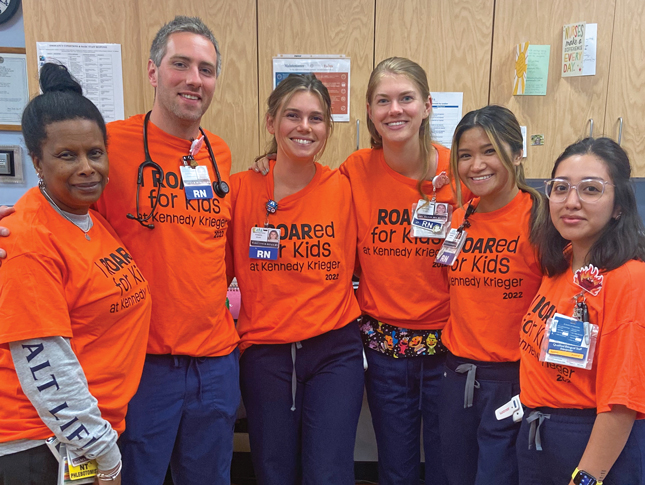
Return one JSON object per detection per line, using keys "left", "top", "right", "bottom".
{"left": 618, "top": 117, "right": 623, "bottom": 145}
{"left": 356, "top": 119, "right": 360, "bottom": 151}
{"left": 588, "top": 118, "right": 594, "bottom": 137}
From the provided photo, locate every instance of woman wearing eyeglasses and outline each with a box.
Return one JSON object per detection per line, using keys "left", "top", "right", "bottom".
{"left": 517, "top": 137, "right": 645, "bottom": 485}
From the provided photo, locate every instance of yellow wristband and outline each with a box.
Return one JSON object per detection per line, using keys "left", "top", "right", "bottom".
{"left": 572, "top": 467, "right": 603, "bottom": 485}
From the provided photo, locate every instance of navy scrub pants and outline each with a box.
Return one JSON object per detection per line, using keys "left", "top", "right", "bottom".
{"left": 364, "top": 347, "right": 448, "bottom": 485}
{"left": 240, "top": 321, "right": 364, "bottom": 485}
{"left": 439, "top": 353, "right": 521, "bottom": 485}
{"left": 517, "top": 407, "right": 645, "bottom": 485}
{"left": 119, "top": 350, "right": 240, "bottom": 485}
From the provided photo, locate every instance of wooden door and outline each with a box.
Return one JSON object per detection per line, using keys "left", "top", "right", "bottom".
{"left": 489, "top": 0, "right": 616, "bottom": 177}
{"left": 23, "top": 0, "right": 259, "bottom": 175}
{"left": 375, "top": 0, "right": 495, "bottom": 120}
{"left": 257, "top": 0, "right": 375, "bottom": 170}
{"left": 137, "top": 0, "right": 259, "bottom": 174}
{"left": 22, "top": 0, "right": 147, "bottom": 116}
{"left": 603, "top": 0, "right": 645, "bottom": 175}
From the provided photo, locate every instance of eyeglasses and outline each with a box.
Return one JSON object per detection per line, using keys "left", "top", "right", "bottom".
{"left": 544, "top": 178, "right": 614, "bottom": 203}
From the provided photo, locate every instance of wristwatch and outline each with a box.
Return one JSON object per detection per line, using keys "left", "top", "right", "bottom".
{"left": 572, "top": 467, "right": 603, "bottom": 485}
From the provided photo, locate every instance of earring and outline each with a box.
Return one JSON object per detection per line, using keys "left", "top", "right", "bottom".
{"left": 615, "top": 212, "right": 622, "bottom": 221}
{"left": 37, "top": 173, "right": 45, "bottom": 188}
{"left": 106, "top": 176, "right": 110, "bottom": 185}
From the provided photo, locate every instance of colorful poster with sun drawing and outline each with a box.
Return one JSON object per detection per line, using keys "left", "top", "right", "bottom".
{"left": 513, "top": 42, "right": 529, "bottom": 95}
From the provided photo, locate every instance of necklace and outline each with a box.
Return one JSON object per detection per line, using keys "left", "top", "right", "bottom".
{"left": 40, "top": 187, "right": 93, "bottom": 241}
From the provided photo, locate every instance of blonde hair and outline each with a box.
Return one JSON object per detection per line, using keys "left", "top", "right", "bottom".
{"left": 256, "top": 73, "right": 333, "bottom": 164}
{"left": 366, "top": 57, "right": 433, "bottom": 198}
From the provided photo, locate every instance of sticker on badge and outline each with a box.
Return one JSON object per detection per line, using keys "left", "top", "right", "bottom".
{"left": 51, "top": 442, "right": 96, "bottom": 485}
{"left": 435, "top": 228, "right": 467, "bottom": 265}
{"left": 180, "top": 165, "right": 214, "bottom": 200}
{"left": 573, "top": 264, "right": 604, "bottom": 296}
{"left": 540, "top": 312, "right": 599, "bottom": 370}
{"left": 411, "top": 199, "right": 452, "bottom": 238}
{"left": 249, "top": 227, "right": 280, "bottom": 260}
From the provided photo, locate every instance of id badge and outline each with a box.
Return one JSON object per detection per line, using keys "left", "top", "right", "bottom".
{"left": 249, "top": 227, "right": 280, "bottom": 260}
{"left": 180, "top": 165, "right": 213, "bottom": 200}
{"left": 55, "top": 443, "right": 95, "bottom": 485}
{"left": 540, "top": 313, "right": 599, "bottom": 370}
{"left": 411, "top": 199, "right": 451, "bottom": 238}
{"left": 435, "top": 228, "right": 467, "bottom": 266}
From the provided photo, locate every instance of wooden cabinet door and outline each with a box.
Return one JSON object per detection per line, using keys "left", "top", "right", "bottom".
{"left": 23, "top": 0, "right": 259, "bottom": 175}
{"left": 489, "top": 0, "right": 616, "bottom": 178}
{"left": 375, "top": 0, "right": 494, "bottom": 120}
{"left": 23, "top": 0, "right": 148, "bottom": 116}
{"left": 257, "top": 0, "right": 375, "bottom": 170}
{"left": 603, "top": 0, "right": 645, "bottom": 175}
{"left": 139, "top": 0, "right": 259, "bottom": 175}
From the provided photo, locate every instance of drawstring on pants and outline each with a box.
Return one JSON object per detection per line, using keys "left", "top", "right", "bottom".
{"left": 527, "top": 410, "right": 550, "bottom": 451}
{"left": 290, "top": 342, "right": 302, "bottom": 411}
{"left": 174, "top": 356, "right": 205, "bottom": 401}
{"left": 455, "top": 363, "right": 480, "bottom": 408}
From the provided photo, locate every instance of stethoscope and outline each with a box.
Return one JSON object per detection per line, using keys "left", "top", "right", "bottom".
{"left": 127, "top": 111, "right": 229, "bottom": 229}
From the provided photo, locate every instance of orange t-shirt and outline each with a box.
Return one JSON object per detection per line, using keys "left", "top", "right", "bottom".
{"left": 442, "top": 190, "right": 542, "bottom": 362}
{"left": 94, "top": 115, "right": 239, "bottom": 357}
{"left": 520, "top": 260, "right": 645, "bottom": 417}
{"left": 0, "top": 188, "right": 152, "bottom": 442}
{"left": 226, "top": 162, "right": 361, "bottom": 351}
{"left": 340, "top": 145, "right": 470, "bottom": 330}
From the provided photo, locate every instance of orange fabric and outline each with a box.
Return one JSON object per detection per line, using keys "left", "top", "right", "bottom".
{"left": 226, "top": 162, "right": 361, "bottom": 351}
{"left": 94, "top": 115, "right": 239, "bottom": 356}
{"left": 520, "top": 260, "right": 645, "bottom": 418}
{"left": 0, "top": 188, "right": 152, "bottom": 442}
{"left": 340, "top": 145, "right": 470, "bottom": 330}
{"left": 442, "top": 190, "right": 542, "bottom": 361}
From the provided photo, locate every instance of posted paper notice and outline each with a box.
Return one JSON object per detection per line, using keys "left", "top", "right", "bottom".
{"left": 562, "top": 22, "right": 586, "bottom": 77}
{"left": 582, "top": 23, "right": 597, "bottom": 76}
{"left": 273, "top": 56, "right": 350, "bottom": 122}
{"left": 0, "top": 53, "right": 29, "bottom": 125}
{"left": 430, "top": 92, "right": 463, "bottom": 149}
{"left": 37, "top": 42, "right": 125, "bottom": 122}
{"left": 514, "top": 43, "right": 550, "bottom": 96}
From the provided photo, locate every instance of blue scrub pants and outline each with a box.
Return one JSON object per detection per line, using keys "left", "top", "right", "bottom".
{"left": 439, "top": 353, "right": 521, "bottom": 485}
{"left": 239, "top": 321, "right": 364, "bottom": 485}
{"left": 364, "top": 348, "right": 447, "bottom": 485}
{"left": 517, "top": 407, "right": 645, "bottom": 485}
{"left": 119, "top": 351, "right": 240, "bottom": 485}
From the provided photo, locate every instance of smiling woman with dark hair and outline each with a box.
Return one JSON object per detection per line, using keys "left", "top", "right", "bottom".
{"left": 517, "top": 137, "right": 645, "bottom": 485}
{"left": 0, "top": 64, "right": 151, "bottom": 484}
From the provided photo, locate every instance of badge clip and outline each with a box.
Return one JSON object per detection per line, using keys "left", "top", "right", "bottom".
{"left": 495, "top": 395, "right": 523, "bottom": 422}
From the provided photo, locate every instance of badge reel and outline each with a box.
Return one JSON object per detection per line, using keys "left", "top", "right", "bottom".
{"left": 495, "top": 394, "right": 524, "bottom": 423}
{"left": 411, "top": 171, "right": 452, "bottom": 238}
{"left": 249, "top": 200, "right": 280, "bottom": 260}
{"left": 540, "top": 265, "right": 603, "bottom": 370}
{"left": 179, "top": 136, "right": 214, "bottom": 200}
{"left": 46, "top": 437, "right": 96, "bottom": 485}
{"left": 435, "top": 227, "right": 467, "bottom": 266}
